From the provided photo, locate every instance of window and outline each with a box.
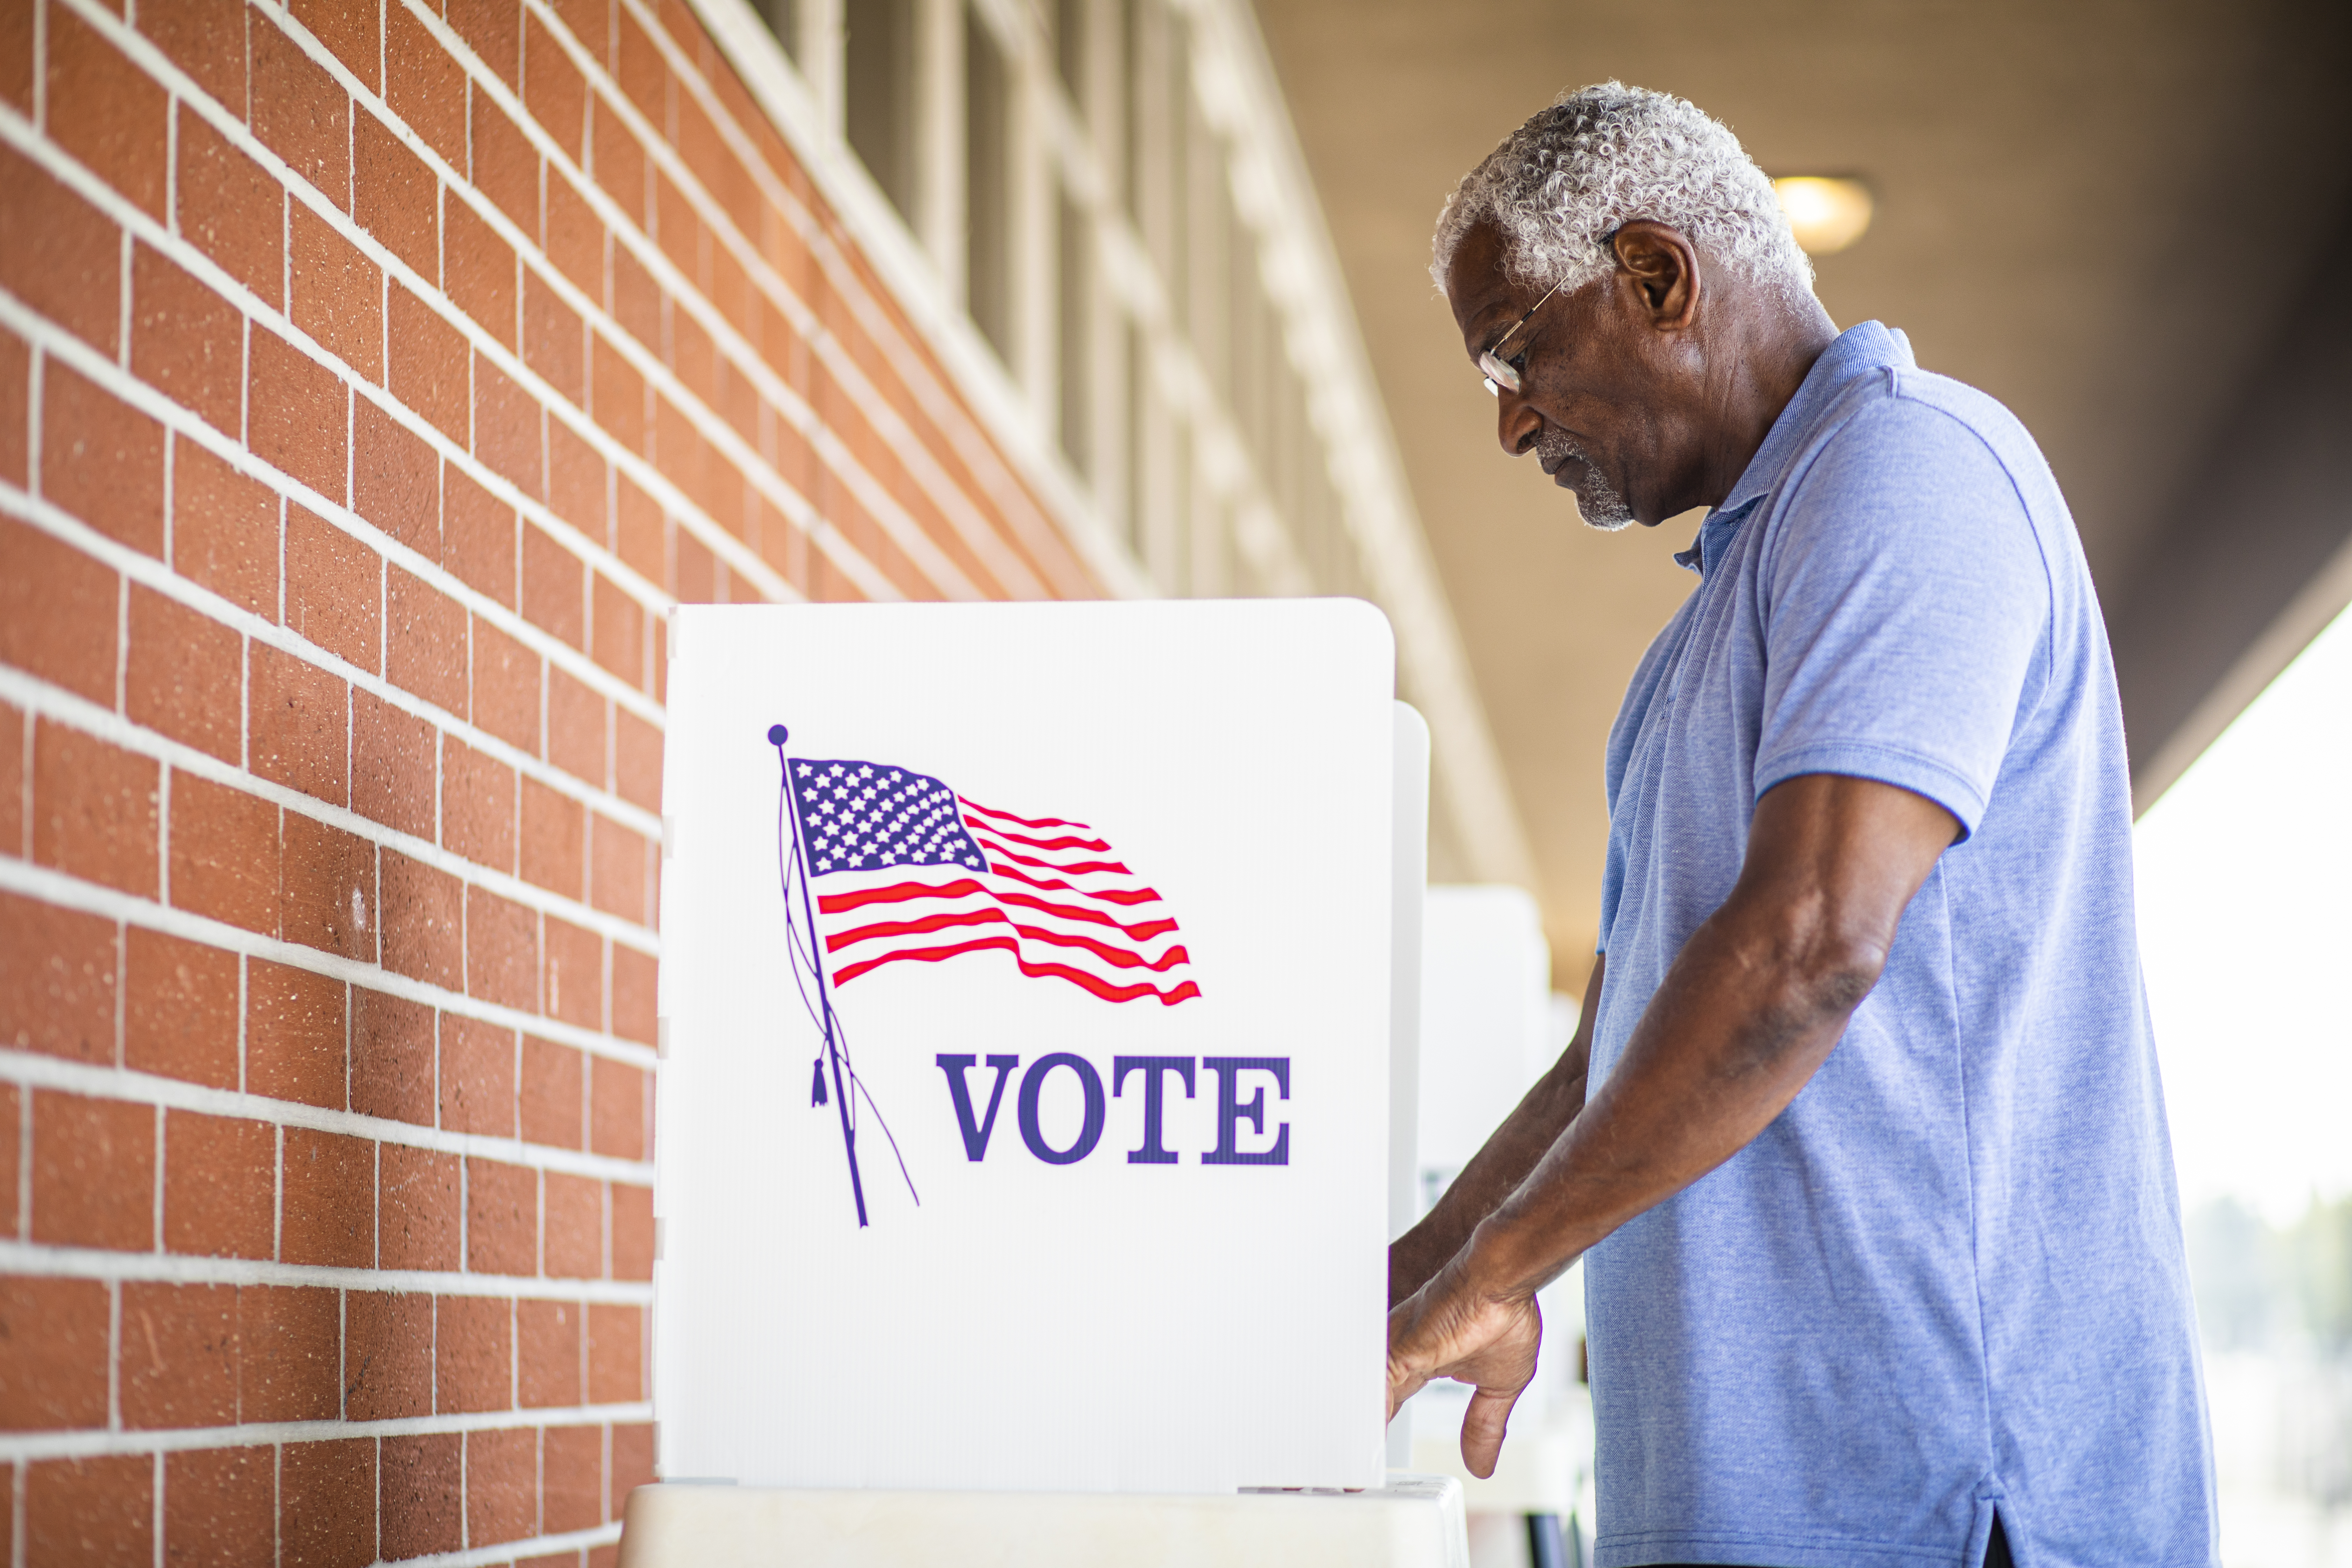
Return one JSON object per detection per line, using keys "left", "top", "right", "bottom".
{"left": 1057, "top": 187, "right": 1092, "bottom": 479}
{"left": 754, "top": 0, "right": 799, "bottom": 61}
{"left": 964, "top": 8, "right": 1012, "bottom": 360}
{"left": 845, "top": 0, "right": 916, "bottom": 219}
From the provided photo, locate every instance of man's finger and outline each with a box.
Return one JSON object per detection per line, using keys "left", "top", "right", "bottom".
{"left": 1385, "top": 1363, "right": 1431, "bottom": 1421}
{"left": 1458, "top": 1383, "right": 1525, "bottom": 1480}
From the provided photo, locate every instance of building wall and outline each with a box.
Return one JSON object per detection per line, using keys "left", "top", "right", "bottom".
{"left": 0, "top": 0, "right": 1095, "bottom": 1559}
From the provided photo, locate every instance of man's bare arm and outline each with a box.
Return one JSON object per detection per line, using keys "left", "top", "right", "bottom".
{"left": 1388, "top": 955, "right": 1603, "bottom": 1308}
{"left": 1385, "top": 772, "right": 1959, "bottom": 1477}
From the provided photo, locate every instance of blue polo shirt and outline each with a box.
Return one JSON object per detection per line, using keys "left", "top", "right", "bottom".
{"left": 1585, "top": 323, "right": 2217, "bottom": 1568}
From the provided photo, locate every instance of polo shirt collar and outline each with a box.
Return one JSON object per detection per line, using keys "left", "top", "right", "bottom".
{"left": 1675, "top": 321, "right": 1915, "bottom": 575}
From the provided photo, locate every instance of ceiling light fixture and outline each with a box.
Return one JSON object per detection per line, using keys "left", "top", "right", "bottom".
{"left": 1772, "top": 176, "right": 1874, "bottom": 256}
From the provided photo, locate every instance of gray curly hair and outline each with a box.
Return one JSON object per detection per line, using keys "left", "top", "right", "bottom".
{"left": 1432, "top": 82, "right": 1813, "bottom": 306}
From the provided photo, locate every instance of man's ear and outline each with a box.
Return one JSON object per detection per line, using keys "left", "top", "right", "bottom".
{"left": 1612, "top": 222, "right": 1701, "bottom": 329}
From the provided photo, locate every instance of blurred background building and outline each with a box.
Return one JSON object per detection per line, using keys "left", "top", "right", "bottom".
{"left": 0, "top": 0, "right": 2346, "bottom": 1559}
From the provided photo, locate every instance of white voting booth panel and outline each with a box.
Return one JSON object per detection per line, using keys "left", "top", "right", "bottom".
{"left": 655, "top": 601, "right": 1396, "bottom": 1499}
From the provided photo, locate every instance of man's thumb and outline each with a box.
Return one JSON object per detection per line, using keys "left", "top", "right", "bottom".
{"left": 1458, "top": 1383, "right": 1523, "bottom": 1480}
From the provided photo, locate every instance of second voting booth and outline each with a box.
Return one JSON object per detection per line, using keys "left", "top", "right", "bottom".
{"left": 634, "top": 600, "right": 1469, "bottom": 1563}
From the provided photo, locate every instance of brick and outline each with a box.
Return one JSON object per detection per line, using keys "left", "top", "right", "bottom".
{"left": 586, "top": 106, "right": 646, "bottom": 237}
{"left": 34, "top": 719, "right": 160, "bottom": 897}
{"left": 447, "top": 196, "right": 519, "bottom": 346}
{"left": 41, "top": 358, "right": 165, "bottom": 556}
{"left": 588, "top": 1302, "right": 643, "bottom": 1402}
{"left": 0, "top": 1, "right": 29, "bottom": 110}
{"left": 26, "top": 1455, "right": 153, "bottom": 1563}
{"left": 387, "top": 3, "right": 468, "bottom": 163}
{"left": 544, "top": 915, "right": 602, "bottom": 1031}
{"left": 547, "top": 420, "right": 605, "bottom": 543}
{"left": 178, "top": 109, "right": 283, "bottom": 308}
{"left": 162, "top": 1111, "right": 274, "bottom": 1259}
{"left": 248, "top": 643, "right": 349, "bottom": 806}
{"left": 381, "top": 1433, "right": 463, "bottom": 1558}
{"left": 442, "top": 1013, "right": 518, "bottom": 1135}
{"left": 294, "top": 0, "right": 382, "bottom": 91}
{"left": 544, "top": 1170, "right": 601, "bottom": 1279}
{"left": 0, "top": 142, "right": 120, "bottom": 353}
{"left": 436, "top": 1293, "right": 513, "bottom": 1411}
{"left": 615, "top": 479, "right": 662, "bottom": 588}
{"left": 164, "top": 1444, "right": 277, "bottom": 1566}
{"left": 0, "top": 890, "right": 117, "bottom": 1061}
{"left": 240, "top": 1283, "right": 342, "bottom": 1421}
{"left": 0, "top": 519, "right": 115, "bottom": 705}
{"left": 553, "top": 0, "right": 613, "bottom": 62}
{"left": 128, "top": 584, "right": 243, "bottom": 764}
{"left": 521, "top": 1034, "right": 584, "bottom": 1149}
{"left": 0, "top": 326, "right": 23, "bottom": 484}
{"left": 544, "top": 169, "right": 604, "bottom": 296}
{"left": 138, "top": 0, "right": 246, "bottom": 112}
{"left": 345, "top": 1289, "right": 433, "bottom": 1420}
{"left": 473, "top": 617, "right": 544, "bottom": 754}
{"left": 520, "top": 775, "right": 585, "bottom": 901}
{"left": 247, "top": 958, "right": 347, "bottom": 1110}
{"left": 610, "top": 244, "right": 661, "bottom": 354}
{"left": 351, "top": 988, "right": 435, "bottom": 1125}
{"left": 591, "top": 1055, "right": 649, "bottom": 1162}
{"left": 612, "top": 941, "right": 656, "bottom": 1045}
{"left": 673, "top": 524, "right": 715, "bottom": 602}
{"left": 588, "top": 813, "right": 647, "bottom": 925}
{"left": 586, "top": 576, "right": 642, "bottom": 689}
{"left": 443, "top": 463, "right": 519, "bottom": 606}
{"left": 651, "top": 172, "right": 698, "bottom": 283}
{"left": 450, "top": 0, "right": 523, "bottom": 84}
{"left": 252, "top": 16, "right": 352, "bottom": 207}
{"left": 614, "top": 707, "right": 661, "bottom": 810}
{"left": 351, "top": 687, "right": 436, "bottom": 838}
{"left": 388, "top": 281, "right": 471, "bottom": 446}
{"left": 468, "top": 1423, "right": 540, "bottom": 1546}
{"left": 472, "top": 84, "right": 541, "bottom": 232}
{"left": 380, "top": 1143, "right": 461, "bottom": 1270}
{"left": 32, "top": 1089, "right": 155, "bottom": 1251}
{"left": 547, "top": 665, "right": 606, "bottom": 787}
{"left": 525, "top": 271, "right": 587, "bottom": 408}
{"left": 49, "top": 7, "right": 169, "bottom": 218}
{"left": 169, "top": 772, "right": 280, "bottom": 933}
{"left": 443, "top": 737, "right": 518, "bottom": 871}
{"left": 249, "top": 327, "right": 350, "bottom": 503}
{"left": 354, "top": 110, "right": 438, "bottom": 281}
{"left": 281, "top": 1437, "right": 376, "bottom": 1567}
{"left": 386, "top": 566, "right": 470, "bottom": 716}
{"left": 120, "top": 1280, "right": 239, "bottom": 1427}
{"left": 612, "top": 1421, "right": 656, "bottom": 1510}
{"left": 282, "top": 1127, "right": 376, "bottom": 1268}
{"left": 380, "top": 849, "right": 463, "bottom": 988}
{"left": 467, "top": 885, "right": 541, "bottom": 1011}
{"left": 281, "top": 811, "right": 377, "bottom": 961}
{"left": 171, "top": 439, "right": 280, "bottom": 618}
{"left": 525, "top": 15, "right": 588, "bottom": 160}
{"left": 525, "top": 526, "right": 586, "bottom": 648}
{"left": 544, "top": 1423, "right": 604, "bottom": 1533}
{"left": 617, "top": 12, "right": 665, "bottom": 126}
{"left": 590, "top": 334, "right": 647, "bottom": 453}
{"left": 467, "top": 1155, "right": 537, "bottom": 1275}
{"left": 519, "top": 1297, "right": 583, "bottom": 1405}
{"left": 0, "top": 1276, "right": 110, "bottom": 1427}
{"left": 476, "top": 353, "right": 546, "bottom": 497}
{"left": 612, "top": 1181, "right": 653, "bottom": 1280}
{"left": 129, "top": 247, "right": 242, "bottom": 440}
{"left": 125, "top": 928, "right": 240, "bottom": 1088}
{"left": 353, "top": 400, "right": 440, "bottom": 555}
{"left": 291, "top": 206, "right": 384, "bottom": 382}
{"left": 286, "top": 505, "right": 382, "bottom": 679}
{"left": 0, "top": 1083, "right": 15, "bottom": 1228}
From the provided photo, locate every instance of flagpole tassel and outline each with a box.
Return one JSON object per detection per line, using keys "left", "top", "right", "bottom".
{"left": 811, "top": 1056, "right": 829, "bottom": 1107}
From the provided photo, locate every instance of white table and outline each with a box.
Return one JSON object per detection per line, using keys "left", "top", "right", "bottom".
{"left": 615, "top": 1473, "right": 1468, "bottom": 1568}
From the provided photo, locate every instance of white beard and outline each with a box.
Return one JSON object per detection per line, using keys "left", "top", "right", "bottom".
{"left": 1536, "top": 425, "right": 1634, "bottom": 531}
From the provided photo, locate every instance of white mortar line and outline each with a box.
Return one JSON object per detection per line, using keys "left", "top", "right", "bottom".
{"left": 0, "top": 1409, "right": 653, "bottom": 1464}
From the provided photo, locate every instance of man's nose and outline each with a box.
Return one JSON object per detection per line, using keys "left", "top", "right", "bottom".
{"left": 1496, "top": 391, "right": 1541, "bottom": 457}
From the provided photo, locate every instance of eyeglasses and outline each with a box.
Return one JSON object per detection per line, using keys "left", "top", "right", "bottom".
{"left": 1479, "top": 280, "right": 1562, "bottom": 397}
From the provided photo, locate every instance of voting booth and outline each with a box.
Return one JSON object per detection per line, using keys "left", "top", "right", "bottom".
{"left": 634, "top": 601, "right": 1465, "bottom": 1564}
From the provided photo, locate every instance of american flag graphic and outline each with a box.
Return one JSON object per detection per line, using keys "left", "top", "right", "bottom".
{"left": 785, "top": 756, "right": 1203, "bottom": 1006}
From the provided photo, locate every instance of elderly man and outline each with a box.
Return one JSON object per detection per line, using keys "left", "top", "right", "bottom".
{"left": 1385, "top": 84, "right": 2217, "bottom": 1568}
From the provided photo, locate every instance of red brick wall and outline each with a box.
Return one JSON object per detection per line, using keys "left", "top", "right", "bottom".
{"left": 0, "top": 0, "right": 1094, "bottom": 1558}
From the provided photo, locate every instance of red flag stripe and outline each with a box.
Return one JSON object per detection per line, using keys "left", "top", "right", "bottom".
{"left": 966, "top": 833, "right": 1134, "bottom": 877}
{"left": 814, "top": 878, "right": 1180, "bottom": 941}
{"left": 828, "top": 907, "right": 1193, "bottom": 973}
{"left": 983, "top": 858, "right": 1164, "bottom": 905}
{"left": 957, "top": 798, "right": 1094, "bottom": 834}
{"left": 832, "top": 934, "right": 1202, "bottom": 1004}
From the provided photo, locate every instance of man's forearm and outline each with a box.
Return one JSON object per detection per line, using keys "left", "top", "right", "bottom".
{"left": 1389, "top": 955, "right": 1602, "bottom": 1307}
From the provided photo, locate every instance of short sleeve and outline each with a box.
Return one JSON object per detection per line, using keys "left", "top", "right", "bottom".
{"left": 1754, "top": 397, "right": 2048, "bottom": 839}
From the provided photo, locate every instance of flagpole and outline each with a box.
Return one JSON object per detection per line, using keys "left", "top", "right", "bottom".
{"left": 770, "top": 725, "right": 869, "bottom": 1228}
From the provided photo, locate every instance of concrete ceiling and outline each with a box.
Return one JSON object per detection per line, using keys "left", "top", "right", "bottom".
{"left": 1253, "top": 0, "right": 2352, "bottom": 973}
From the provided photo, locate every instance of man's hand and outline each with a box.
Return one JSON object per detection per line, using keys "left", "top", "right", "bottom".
{"left": 1386, "top": 1263, "right": 1542, "bottom": 1479}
